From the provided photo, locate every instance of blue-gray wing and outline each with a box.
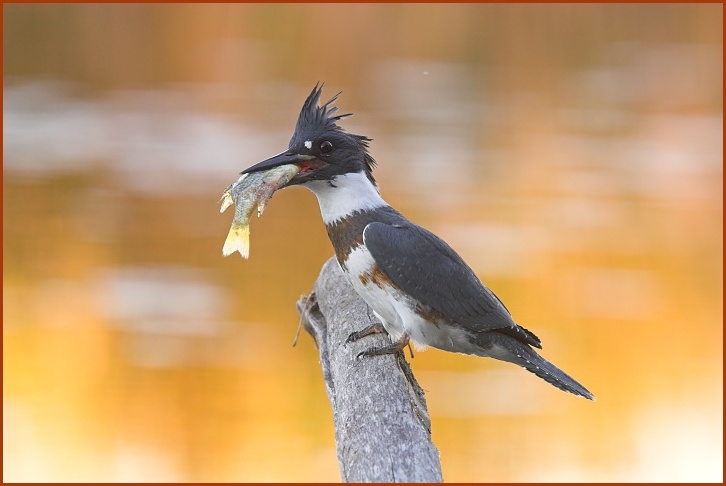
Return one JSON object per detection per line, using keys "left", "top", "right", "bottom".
{"left": 363, "top": 221, "right": 541, "bottom": 348}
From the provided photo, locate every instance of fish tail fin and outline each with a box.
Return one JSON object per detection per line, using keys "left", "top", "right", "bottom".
{"left": 222, "top": 223, "right": 250, "bottom": 258}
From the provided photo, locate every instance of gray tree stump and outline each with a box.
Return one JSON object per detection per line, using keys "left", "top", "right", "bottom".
{"left": 296, "top": 257, "right": 443, "bottom": 483}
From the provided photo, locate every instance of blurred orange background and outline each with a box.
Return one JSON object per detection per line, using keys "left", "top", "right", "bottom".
{"left": 3, "top": 4, "right": 722, "bottom": 482}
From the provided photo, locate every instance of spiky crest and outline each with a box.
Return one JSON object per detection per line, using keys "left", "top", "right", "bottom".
{"left": 291, "top": 83, "right": 377, "bottom": 183}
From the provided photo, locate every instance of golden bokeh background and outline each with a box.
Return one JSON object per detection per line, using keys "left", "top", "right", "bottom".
{"left": 3, "top": 3, "right": 722, "bottom": 482}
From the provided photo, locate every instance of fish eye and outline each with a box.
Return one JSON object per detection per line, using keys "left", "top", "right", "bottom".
{"left": 319, "top": 140, "right": 334, "bottom": 154}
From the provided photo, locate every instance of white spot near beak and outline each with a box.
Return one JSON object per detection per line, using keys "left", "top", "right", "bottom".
{"left": 304, "top": 140, "right": 312, "bottom": 150}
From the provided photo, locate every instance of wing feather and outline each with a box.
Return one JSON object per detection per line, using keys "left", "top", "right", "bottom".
{"left": 363, "top": 222, "right": 541, "bottom": 348}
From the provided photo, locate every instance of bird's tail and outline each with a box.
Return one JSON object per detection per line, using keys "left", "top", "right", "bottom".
{"left": 480, "top": 333, "right": 595, "bottom": 400}
{"left": 519, "top": 346, "right": 594, "bottom": 400}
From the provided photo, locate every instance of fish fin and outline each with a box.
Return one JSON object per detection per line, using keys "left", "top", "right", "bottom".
{"left": 222, "top": 223, "right": 250, "bottom": 258}
{"left": 257, "top": 200, "right": 267, "bottom": 217}
{"left": 219, "top": 189, "right": 234, "bottom": 213}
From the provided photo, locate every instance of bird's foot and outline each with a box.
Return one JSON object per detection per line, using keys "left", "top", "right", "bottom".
{"left": 356, "top": 333, "right": 410, "bottom": 359}
{"left": 345, "top": 323, "right": 386, "bottom": 344}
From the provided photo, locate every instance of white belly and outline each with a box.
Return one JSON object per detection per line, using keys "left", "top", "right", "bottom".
{"left": 342, "top": 245, "right": 410, "bottom": 340}
{"left": 341, "top": 245, "right": 474, "bottom": 353}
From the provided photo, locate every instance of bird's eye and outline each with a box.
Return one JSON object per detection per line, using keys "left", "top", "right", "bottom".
{"left": 319, "top": 140, "right": 334, "bottom": 154}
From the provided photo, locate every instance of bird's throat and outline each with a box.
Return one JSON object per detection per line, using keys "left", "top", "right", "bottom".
{"left": 304, "top": 171, "right": 388, "bottom": 225}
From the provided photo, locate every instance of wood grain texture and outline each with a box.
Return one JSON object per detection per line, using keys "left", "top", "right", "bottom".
{"left": 297, "top": 257, "right": 443, "bottom": 483}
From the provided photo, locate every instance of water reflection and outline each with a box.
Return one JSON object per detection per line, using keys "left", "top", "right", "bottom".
{"left": 4, "top": 3, "right": 723, "bottom": 482}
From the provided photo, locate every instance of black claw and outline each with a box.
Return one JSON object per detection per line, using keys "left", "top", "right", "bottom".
{"left": 345, "top": 323, "right": 386, "bottom": 346}
{"left": 356, "top": 337, "right": 410, "bottom": 358}
{"left": 348, "top": 328, "right": 409, "bottom": 359}
{"left": 346, "top": 332, "right": 361, "bottom": 345}
{"left": 356, "top": 347, "right": 381, "bottom": 359}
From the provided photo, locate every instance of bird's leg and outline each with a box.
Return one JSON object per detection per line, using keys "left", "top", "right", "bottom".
{"left": 356, "top": 333, "right": 410, "bottom": 359}
{"left": 345, "top": 322, "right": 386, "bottom": 344}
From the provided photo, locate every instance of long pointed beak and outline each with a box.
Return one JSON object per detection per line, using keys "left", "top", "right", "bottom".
{"left": 241, "top": 151, "right": 315, "bottom": 174}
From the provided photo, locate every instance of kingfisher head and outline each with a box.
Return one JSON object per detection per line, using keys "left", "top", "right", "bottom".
{"left": 242, "top": 83, "right": 377, "bottom": 187}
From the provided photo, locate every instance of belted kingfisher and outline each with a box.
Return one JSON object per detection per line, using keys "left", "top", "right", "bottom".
{"left": 242, "top": 84, "right": 594, "bottom": 400}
